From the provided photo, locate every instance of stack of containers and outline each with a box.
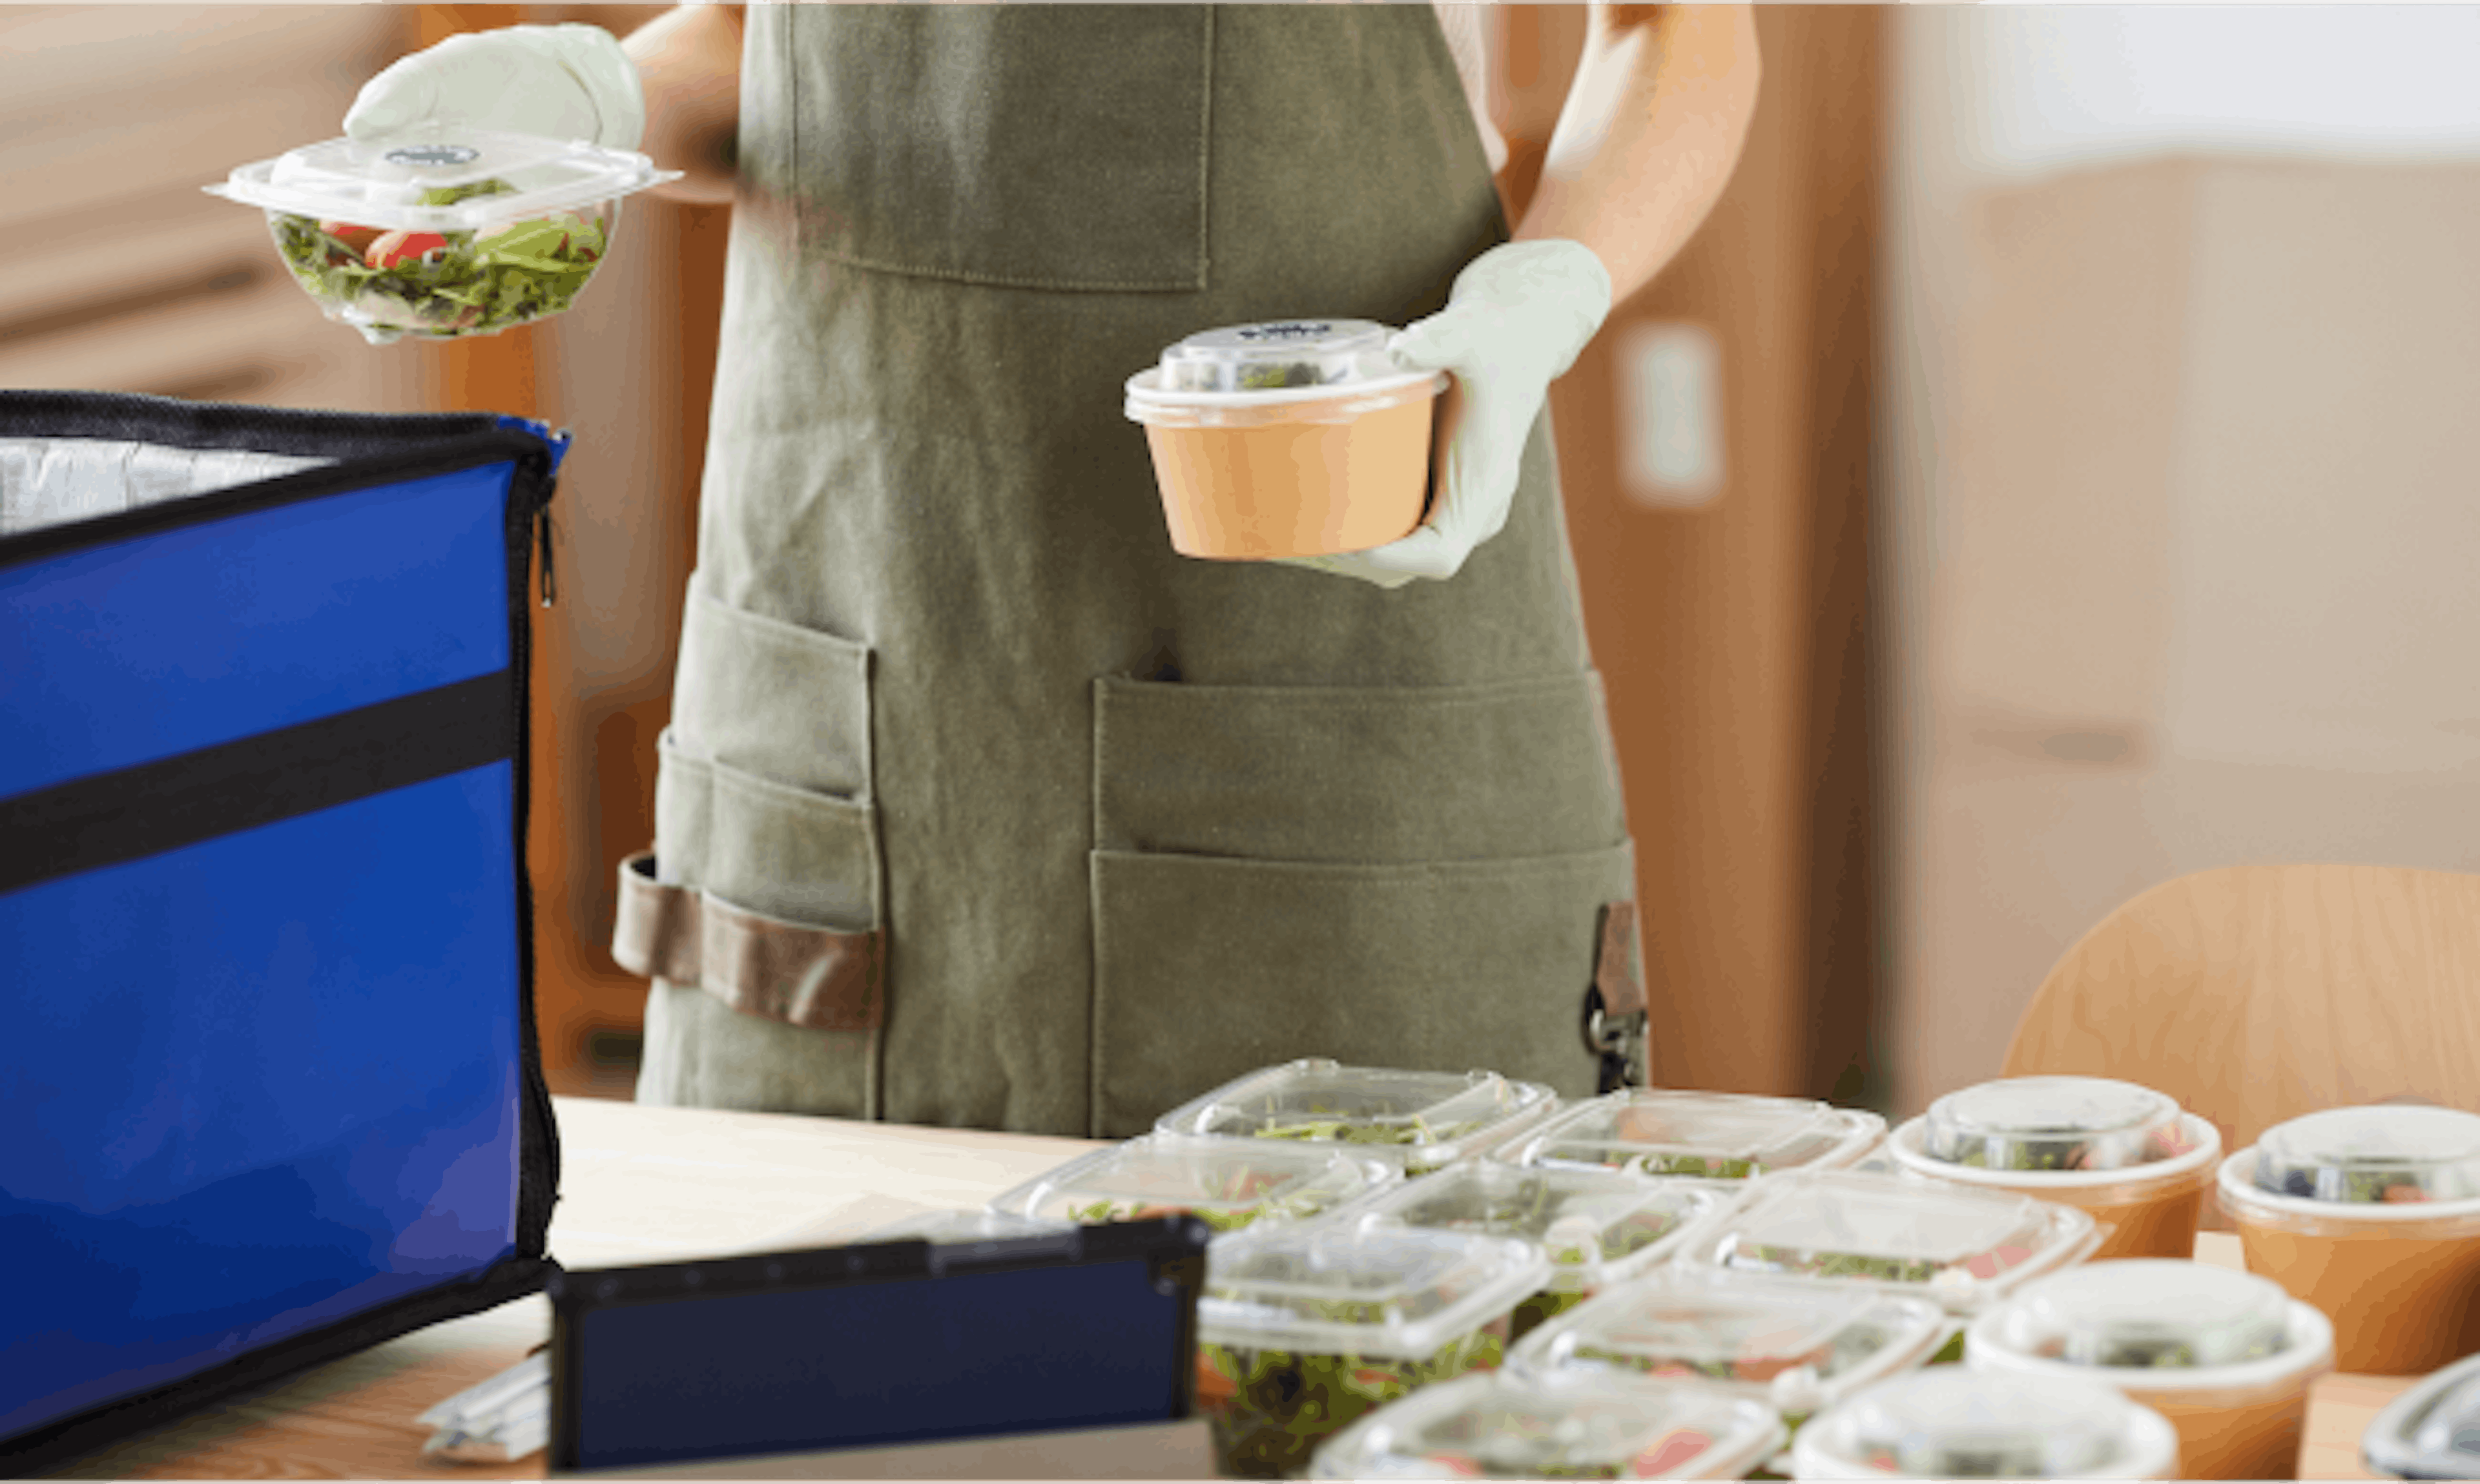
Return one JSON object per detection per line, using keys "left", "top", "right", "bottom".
{"left": 1787, "top": 1370, "right": 2180, "bottom": 1480}
{"left": 1501, "top": 1090, "right": 1886, "bottom": 1185}
{"left": 1155, "top": 1060, "right": 1562, "bottom": 1178}
{"left": 1967, "top": 1259, "right": 2335, "bottom": 1479}
{"left": 1887, "top": 1076, "right": 2223, "bottom": 1260}
{"left": 1308, "top": 1368, "right": 1788, "bottom": 1480}
{"left": 985, "top": 1132, "right": 1392, "bottom": 1233}
{"left": 2361, "top": 1352, "right": 2480, "bottom": 1480}
{"left": 2219, "top": 1105, "right": 2480, "bottom": 1374}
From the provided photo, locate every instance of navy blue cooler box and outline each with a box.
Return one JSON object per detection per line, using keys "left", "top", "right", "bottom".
{"left": 1, "top": 391, "right": 567, "bottom": 1469}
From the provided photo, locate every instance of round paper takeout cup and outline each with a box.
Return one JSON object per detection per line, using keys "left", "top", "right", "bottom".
{"left": 1124, "top": 367, "right": 1447, "bottom": 559}
{"left": 2218, "top": 1146, "right": 2480, "bottom": 1376}
{"left": 1888, "top": 1114, "right": 2222, "bottom": 1261}
{"left": 1967, "top": 1286, "right": 2335, "bottom": 1479}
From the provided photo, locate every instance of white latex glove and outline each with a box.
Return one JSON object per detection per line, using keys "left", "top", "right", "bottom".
{"left": 344, "top": 24, "right": 646, "bottom": 152}
{"left": 1286, "top": 239, "right": 1613, "bottom": 589}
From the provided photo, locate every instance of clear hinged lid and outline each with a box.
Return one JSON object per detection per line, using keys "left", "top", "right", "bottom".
{"left": 2364, "top": 1352, "right": 2480, "bottom": 1481}
{"left": 1798, "top": 1370, "right": 2173, "bottom": 1479}
{"left": 1350, "top": 1163, "right": 1726, "bottom": 1293}
{"left": 1510, "top": 1269, "right": 1950, "bottom": 1419}
{"left": 1509, "top": 1091, "right": 1883, "bottom": 1181}
{"left": 859, "top": 1208, "right": 1077, "bottom": 1244}
{"left": 1197, "top": 1223, "right": 1553, "bottom": 1361}
{"left": 1308, "top": 1368, "right": 1786, "bottom": 1480}
{"left": 2253, "top": 1106, "right": 2480, "bottom": 1204}
{"left": 987, "top": 1133, "right": 1390, "bottom": 1233}
{"left": 1981, "top": 1259, "right": 2292, "bottom": 1370}
{"left": 1158, "top": 319, "right": 1398, "bottom": 393}
{"left": 205, "top": 127, "right": 675, "bottom": 231}
{"left": 1677, "top": 1171, "right": 2095, "bottom": 1314}
{"left": 1922, "top": 1077, "right": 2187, "bottom": 1174}
{"left": 1155, "top": 1059, "right": 1560, "bottom": 1175}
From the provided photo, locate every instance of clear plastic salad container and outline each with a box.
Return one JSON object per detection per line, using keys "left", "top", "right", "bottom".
{"left": 857, "top": 1207, "right": 1078, "bottom": 1244}
{"left": 1504, "top": 1091, "right": 1885, "bottom": 1182}
{"left": 1510, "top": 1268, "right": 1952, "bottom": 1438}
{"left": 205, "top": 127, "right": 677, "bottom": 345}
{"left": 1967, "top": 1260, "right": 2334, "bottom": 1479}
{"left": 2220, "top": 1106, "right": 2480, "bottom": 1374}
{"left": 1195, "top": 1223, "right": 1552, "bottom": 1479}
{"left": 986, "top": 1133, "right": 1392, "bottom": 1235}
{"left": 1673, "top": 1170, "right": 2099, "bottom": 1318}
{"left": 1347, "top": 1163, "right": 1730, "bottom": 1341}
{"left": 1155, "top": 1060, "right": 1560, "bottom": 1178}
{"left": 1308, "top": 1368, "right": 1787, "bottom": 1481}
{"left": 1788, "top": 1369, "right": 2179, "bottom": 1480}
{"left": 2362, "top": 1350, "right": 2480, "bottom": 1481}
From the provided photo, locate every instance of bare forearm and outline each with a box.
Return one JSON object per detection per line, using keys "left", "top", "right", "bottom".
{"left": 623, "top": 4, "right": 743, "bottom": 206}
{"left": 1514, "top": 5, "right": 1760, "bottom": 308}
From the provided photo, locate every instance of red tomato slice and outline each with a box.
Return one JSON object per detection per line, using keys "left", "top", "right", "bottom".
{"left": 366, "top": 231, "right": 448, "bottom": 269}
{"left": 317, "top": 220, "right": 382, "bottom": 256}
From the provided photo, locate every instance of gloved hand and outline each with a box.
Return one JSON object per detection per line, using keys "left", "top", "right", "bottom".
{"left": 1286, "top": 238, "right": 1613, "bottom": 589}
{"left": 344, "top": 23, "right": 646, "bottom": 152}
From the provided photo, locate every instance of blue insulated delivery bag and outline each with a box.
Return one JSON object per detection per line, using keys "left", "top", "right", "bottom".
{"left": 1, "top": 391, "right": 566, "bottom": 1467}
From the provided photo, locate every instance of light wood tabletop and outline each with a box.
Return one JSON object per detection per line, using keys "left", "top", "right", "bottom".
{"left": 35, "top": 1099, "right": 2420, "bottom": 1480}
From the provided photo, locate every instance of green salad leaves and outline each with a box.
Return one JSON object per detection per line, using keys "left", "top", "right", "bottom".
{"left": 1199, "top": 1325, "right": 1505, "bottom": 1479}
{"left": 272, "top": 178, "right": 608, "bottom": 340}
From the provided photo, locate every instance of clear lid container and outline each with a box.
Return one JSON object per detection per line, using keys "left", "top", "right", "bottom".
{"left": 1921, "top": 1077, "right": 2187, "bottom": 1174}
{"left": 1793, "top": 1369, "right": 2178, "bottom": 1479}
{"left": 1677, "top": 1171, "right": 2097, "bottom": 1315}
{"left": 858, "top": 1208, "right": 1078, "bottom": 1245}
{"left": 1197, "top": 1223, "right": 1553, "bottom": 1362}
{"left": 1350, "top": 1163, "right": 1726, "bottom": 1294}
{"left": 2364, "top": 1351, "right": 2480, "bottom": 1480}
{"left": 1511, "top": 1269, "right": 1952, "bottom": 1420}
{"left": 1158, "top": 319, "right": 1400, "bottom": 393}
{"left": 2252, "top": 1106, "right": 2480, "bottom": 1204}
{"left": 1508, "top": 1091, "right": 1885, "bottom": 1181}
{"left": 1309, "top": 1368, "right": 1788, "bottom": 1480}
{"left": 1977, "top": 1259, "right": 2292, "bottom": 1370}
{"left": 987, "top": 1133, "right": 1390, "bottom": 1233}
{"left": 205, "top": 127, "right": 675, "bottom": 232}
{"left": 1155, "top": 1059, "right": 1560, "bottom": 1177}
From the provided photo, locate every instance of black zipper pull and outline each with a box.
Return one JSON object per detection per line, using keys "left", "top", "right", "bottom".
{"left": 536, "top": 509, "right": 557, "bottom": 608}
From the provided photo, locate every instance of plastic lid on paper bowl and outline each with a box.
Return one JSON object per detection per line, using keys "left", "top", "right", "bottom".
{"left": 987, "top": 1133, "right": 1392, "bottom": 1233}
{"left": 1308, "top": 1368, "right": 1787, "bottom": 1480}
{"left": 1921, "top": 1077, "right": 2187, "bottom": 1174}
{"left": 205, "top": 127, "right": 674, "bottom": 231}
{"left": 1197, "top": 1223, "right": 1552, "bottom": 1363}
{"left": 1975, "top": 1259, "right": 2294, "bottom": 1371}
{"left": 1791, "top": 1370, "right": 2179, "bottom": 1479}
{"left": 1349, "top": 1163, "right": 1726, "bottom": 1293}
{"left": 2364, "top": 1351, "right": 2480, "bottom": 1480}
{"left": 1153, "top": 1059, "right": 1560, "bottom": 1175}
{"left": 1505, "top": 1091, "right": 1885, "bottom": 1181}
{"left": 2252, "top": 1106, "right": 2480, "bottom": 1204}
{"left": 1158, "top": 319, "right": 1398, "bottom": 393}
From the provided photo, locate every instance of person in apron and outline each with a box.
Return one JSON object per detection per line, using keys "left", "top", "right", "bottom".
{"left": 346, "top": 5, "right": 1761, "bottom": 1137}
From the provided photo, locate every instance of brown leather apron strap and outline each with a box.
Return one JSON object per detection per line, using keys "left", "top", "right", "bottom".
{"left": 613, "top": 852, "right": 885, "bottom": 1032}
{"left": 1584, "top": 900, "right": 1650, "bottom": 1091}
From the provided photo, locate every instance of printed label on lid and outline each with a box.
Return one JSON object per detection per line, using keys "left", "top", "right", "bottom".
{"left": 384, "top": 144, "right": 482, "bottom": 168}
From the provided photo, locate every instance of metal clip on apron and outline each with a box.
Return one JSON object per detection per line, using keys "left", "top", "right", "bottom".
{"left": 621, "top": 5, "right": 1647, "bottom": 1134}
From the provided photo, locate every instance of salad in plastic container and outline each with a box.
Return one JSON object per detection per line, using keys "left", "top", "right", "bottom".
{"left": 1156, "top": 1060, "right": 1560, "bottom": 1178}
{"left": 986, "top": 1133, "right": 1392, "bottom": 1233}
{"left": 2362, "top": 1350, "right": 2480, "bottom": 1481}
{"left": 1890, "top": 1077, "right": 2222, "bottom": 1260}
{"left": 205, "top": 127, "right": 677, "bottom": 344}
{"left": 1673, "top": 1170, "right": 2099, "bottom": 1321}
{"left": 1788, "top": 1368, "right": 2179, "bottom": 1480}
{"left": 1504, "top": 1091, "right": 1884, "bottom": 1183}
{"left": 1308, "top": 1368, "right": 1786, "bottom": 1480}
{"left": 2220, "top": 1105, "right": 2480, "bottom": 1374}
{"left": 1348, "top": 1163, "right": 1730, "bottom": 1341}
{"left": 1195, "top": 1223, "right": 1551, "bottom": 1478}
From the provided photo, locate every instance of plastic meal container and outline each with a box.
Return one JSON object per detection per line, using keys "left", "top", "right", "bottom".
{"left": 1788, "top": 1368, "right": 2180, "bottom": 1480}
{"left": 205, "top": 127, "right": 677, "bottom": 344}
{"left": 1346, "top": 1163, "right": 1731, "bottom": 1342}
{"left": 1503, "top": 1091, "right": 1886, "bottom": 1182}
{"left": 1672, "top": 1170, "right": 2100, "bottom": 1322}
{"left": 2362, "top": 1350, "right": 2480, "bottom": 1480}
{"left": 1308, "top": 1367, "right": 1787, "bottom": 1480}
{"left": 1889, "top": 1076, "right": 2222, "bottom": 1261}
{"left": 986, "top": 1132, "right": 1393, "bottom": 1233}
{"left": 1155, "top": 1059, "right": 1561, "bottom": 1179}
{"left": 1123, "top": 320, "right": 1447, "bottom": 559}
{"left": 1195, "top": 1222, "right": 1552, "bottom": 1479}
{"left": 856, "top": 1207, "right": 1078, "bottom": 1244}
{"left": 2218, "top": 1105, "right": 2480, "bottom": 1374}
{"left": 1967, "top": 1259, "right": 2334, "bottom": 1479}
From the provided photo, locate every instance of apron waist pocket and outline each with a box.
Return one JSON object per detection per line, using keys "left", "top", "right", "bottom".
{"left": 614, "top": 850, "right": 885, "bottom": 1032}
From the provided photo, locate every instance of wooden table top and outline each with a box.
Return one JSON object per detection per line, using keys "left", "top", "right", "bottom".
{"left": 36, "top": 1098, "right": 2419, "bottom": 1480}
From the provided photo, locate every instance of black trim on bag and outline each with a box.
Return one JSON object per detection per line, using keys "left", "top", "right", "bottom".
{"left": 1, "top": 673, "right": 513, "bottom": 896}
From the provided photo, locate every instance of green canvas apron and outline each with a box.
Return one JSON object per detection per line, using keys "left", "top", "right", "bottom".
{"left": 613, "top": 4, "right": 1647, "bottom": 1137}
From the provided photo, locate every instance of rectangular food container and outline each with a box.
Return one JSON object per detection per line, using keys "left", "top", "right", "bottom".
{"left": 1502, "top": 1091, "right": 1885, "bottom": 1183}
{"left": 1966, "top": 1257, "right": 2335, "bottom": 1479}
{"left": 986, "top": 1133, "right": 1393, "bottom": 1234}
{"left": 1788, "top": 1369, "right": 2179, "bottom": 1479}
{"left": 1194, "top": 1223, "right": 1551, "bottom": 1479}
{"left": 2362, "top": 1350, "right": 2480, "bottom": 1480}
{"left": 1308, "top": 1368, "right": 1786, "bottom": 1480}
{"left": 1155, "top": 1059, "right": 1560, "bottom": 1179}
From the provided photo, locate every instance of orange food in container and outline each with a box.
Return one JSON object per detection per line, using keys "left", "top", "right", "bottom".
{"left": 1124, "top": 319, "right": 1447, "bottom": 559}
{"left": 1889, "top": 1077, "right": 2222, "bottom": 1261}
{"left": 2218, "top": 1105, "right": 2480, "bottom": 1376}
{"left": 1967, "top": 1259, "right": 2335, "bottom": 1479}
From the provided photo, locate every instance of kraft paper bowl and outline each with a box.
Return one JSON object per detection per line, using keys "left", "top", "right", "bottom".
{"left": 1890, "top": 1114, "right": 2222, "bottom": 1261}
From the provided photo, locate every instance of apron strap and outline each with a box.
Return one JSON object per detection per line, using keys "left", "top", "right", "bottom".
{"left": 1582, "top": 900, "right": 1649, "bottom": 1092}
{"left": 612, "top": 852, "right": 885, "bottom": 1033}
